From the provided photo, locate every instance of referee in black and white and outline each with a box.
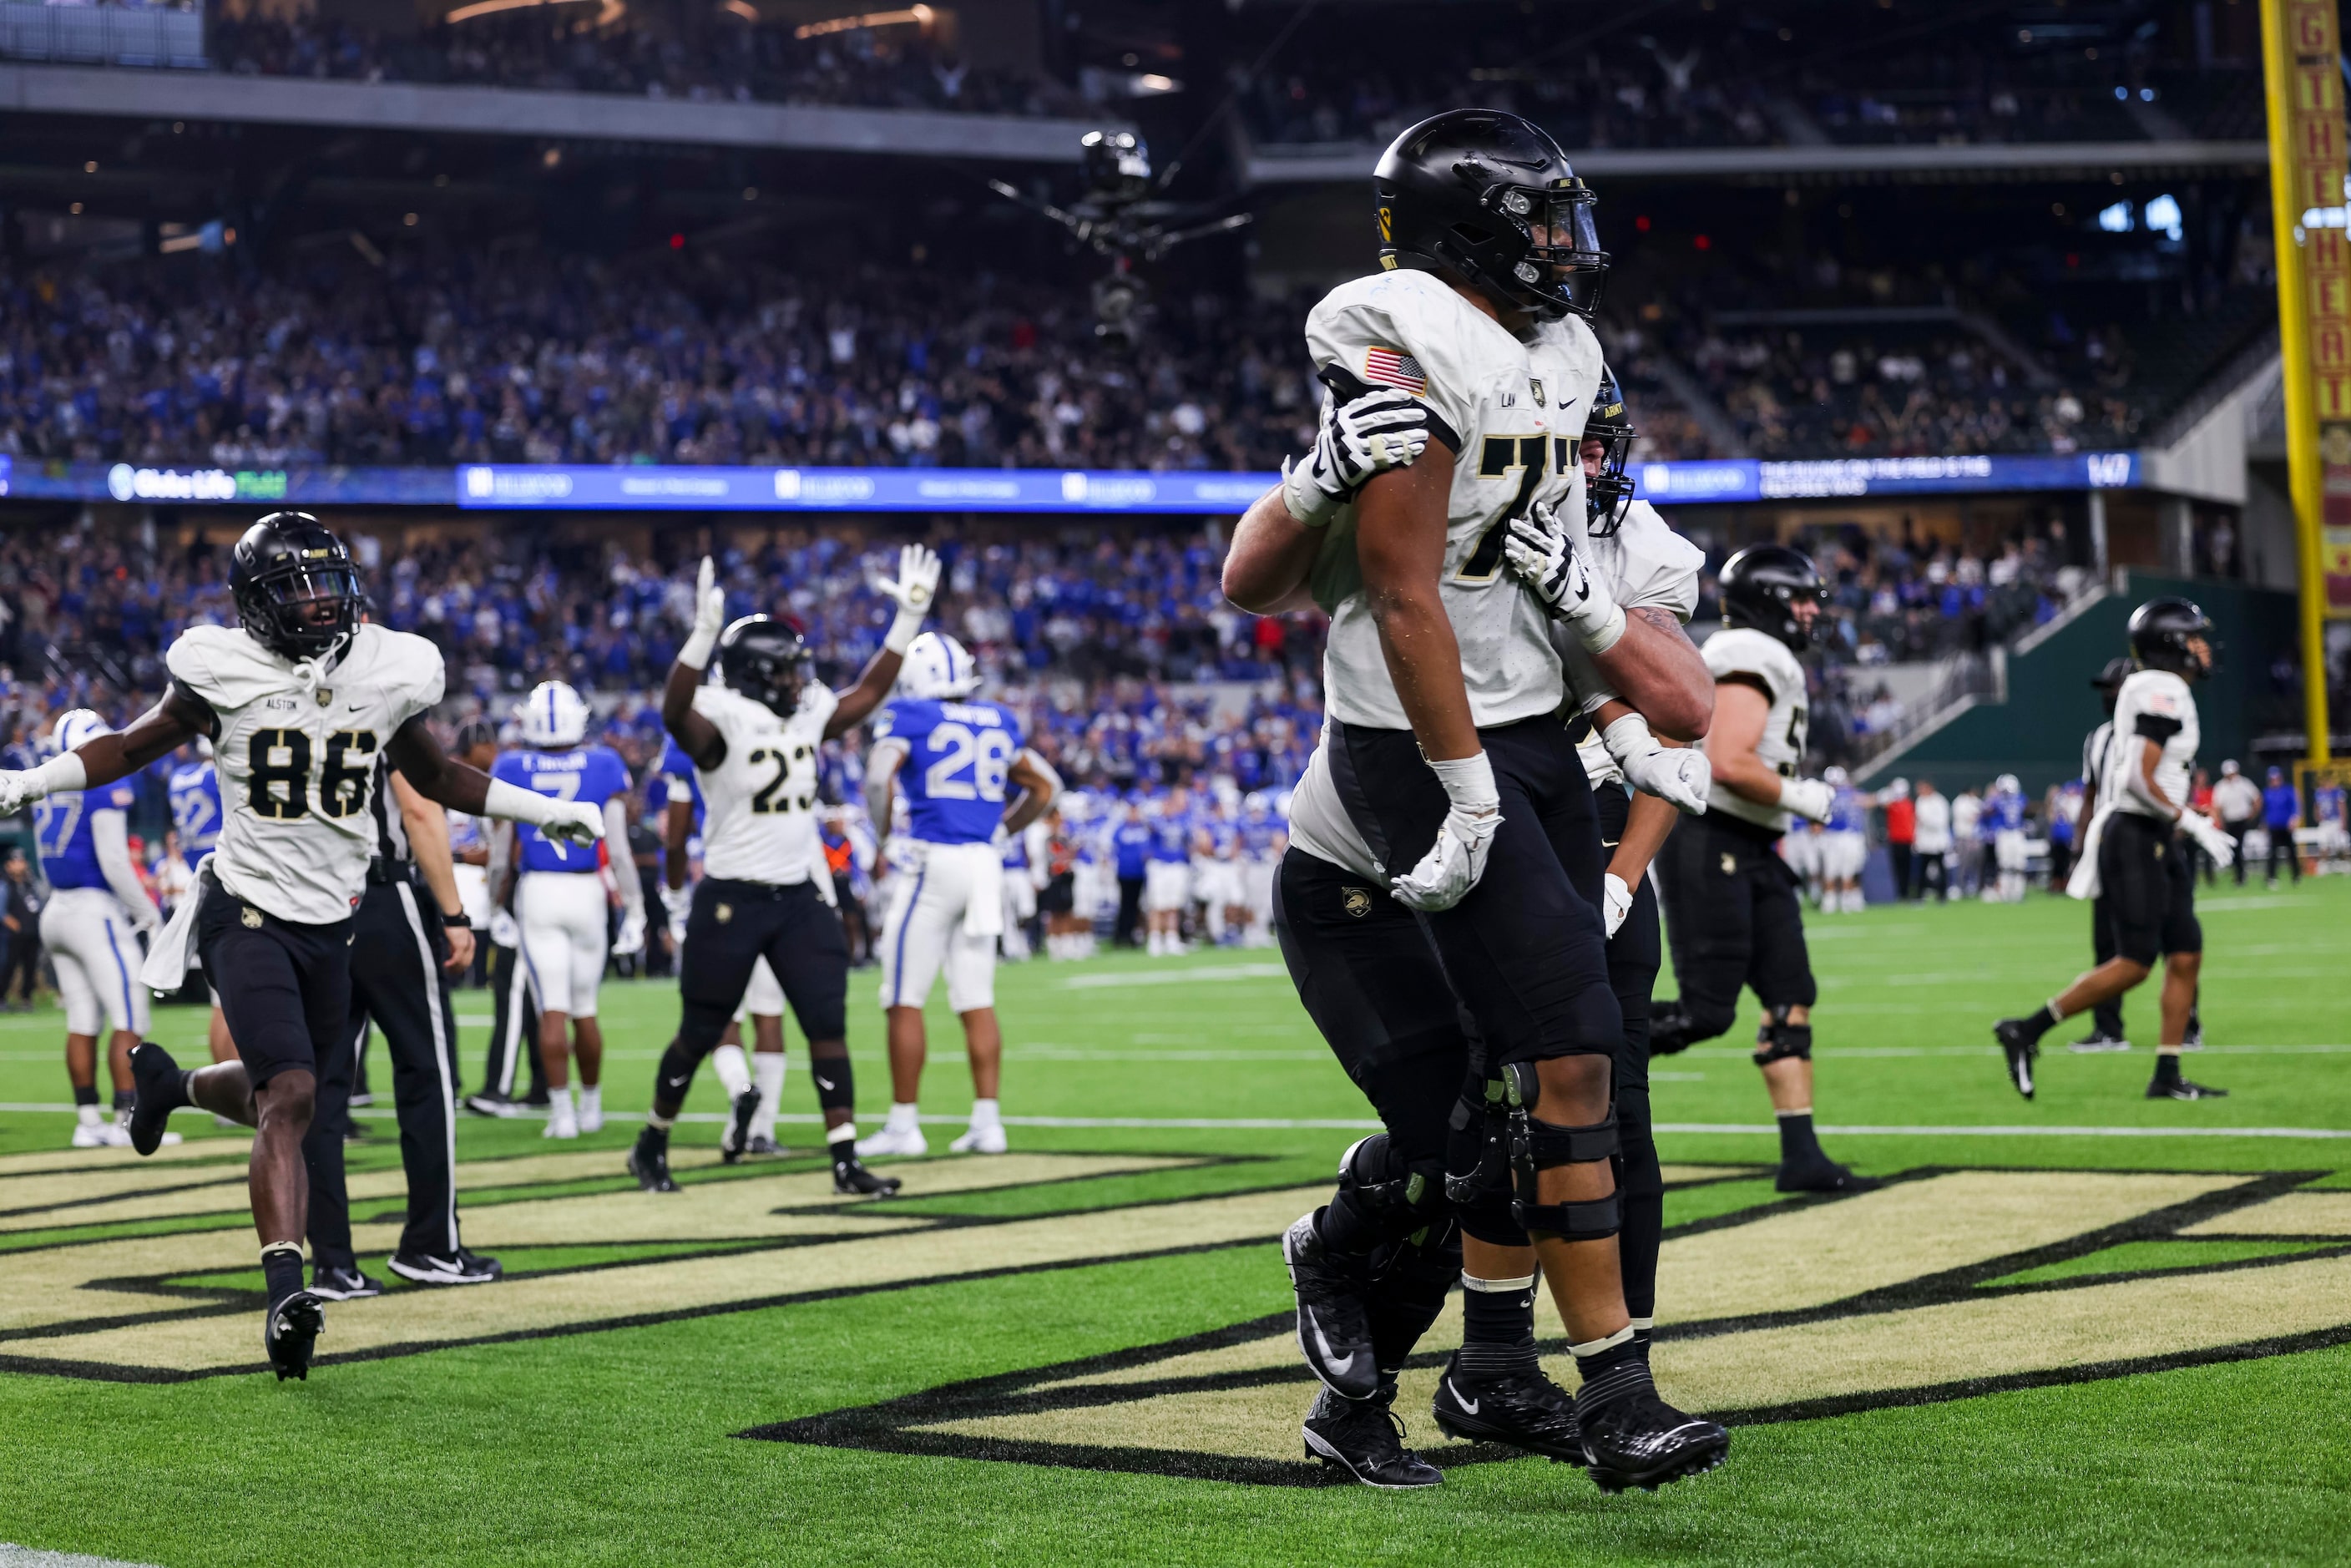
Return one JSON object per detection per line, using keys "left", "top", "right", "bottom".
{"left": 303, "top": 755, "right": 504, "bottom": 1296}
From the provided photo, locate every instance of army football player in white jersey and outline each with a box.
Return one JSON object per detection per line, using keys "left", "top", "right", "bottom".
{"left": 0, "top": 513, "right": 604, "bottom": 1380}
{"left": 1995, "top": 599, "right": 2236, "bottom": 1100}
{"left": 626, "top": 548, "right": 939, "bottom": 1198}
{"left": 1649, "top": 545, "right": 1872, "bottom": 1194}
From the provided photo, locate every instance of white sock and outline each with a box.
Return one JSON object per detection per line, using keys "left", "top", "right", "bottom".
{"left": 751, "top": 1053, "right": 786, "bottom": 1141}
{"left": 549, "top": 1085, "right": 576, "bottom": 1122}
{"left": 577, "top": 1084, "right": 601, "bottom": 1120}
{"left": 886, "top": 1100, "right": 919, "bottom": 1132}
{"left": 969, "top": 1096, "right": 1001, "bottom": 1130}
{"left": 712, "top": 1043, "right": 751, "bottom": 1100}
{"left": 77, "top": 1103, "right": 101, "bottom": 1128}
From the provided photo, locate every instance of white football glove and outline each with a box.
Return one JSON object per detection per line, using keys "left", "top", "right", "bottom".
{"left": 2182, "top": 812, "right": 2236, "bottom": 870}
{"left": 537, "top": 799, "right": 607, "bottom": 857}
{"left": 613, "top": 908, "right": 646, "bottom": 958}
{"left": 680, "top": 555, "right": 729, "bottom": 669}
{"left": 1280, "top": 387, "right": 1433, "bottom": 526}
{"left": 0, "top": 772, "right": 32, "bottom": 818}
{"left": 1778, "top": 776, "right": 1837, "bottom": 825}
{"left": 1503, "top": 500, "right": 1627, "bottom": 654}
{"left": 1600, "top": 713, "right": 1711, "bottom": 817}
{"left": 877, "top": 544, "right": 943, "bottom": 652}
{"left": 488, "top": 908, "right": 522, "bottom": 950}
{"left": 1602, "top": 873, "right": 1634, "bottom": 939}
{"left": 661, "top": 882, "right": 691, "bottom": 945}
{"left": 1390, "top": 752, "right": 1502, "bottom": 913}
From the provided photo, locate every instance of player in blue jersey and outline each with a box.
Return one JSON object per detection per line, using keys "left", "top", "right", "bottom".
{"left": 860, "top": 632, "right": 1060, "bottom": 1156}
{"left": 1236, "top": 792, "right": 1285, "bottom": 948}
{"left": 490, "top": 681, "right": 644, "bottom": 1139}
{"left": 1142, "top": 786, "right": 1194, "bottom": 957}
{"left": 1984, "top": 772, "right": 2029, "bottom": 904}
{"left": 164, "top": 738, "right": 243, "bottom": 1075}
{"left": 1819, "top": 766, "right": 1868, "bottom": 914}
{"left": 37, "top": 710, "right": 167, "bottom": 1148}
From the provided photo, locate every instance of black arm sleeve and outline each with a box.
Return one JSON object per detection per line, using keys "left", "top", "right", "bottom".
{"left": 2132, "top": 714, "right": 2182, "bottom": 742}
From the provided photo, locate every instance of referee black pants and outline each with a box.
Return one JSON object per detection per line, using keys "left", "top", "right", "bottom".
{"left": 477, "top": 937, "right": 544, "bottom": 1100}
{"left": 306, "top": 876, "right": 467, "bottom": 1271}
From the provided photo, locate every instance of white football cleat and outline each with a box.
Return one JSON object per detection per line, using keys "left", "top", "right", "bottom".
{"left": 949, "top": 1123, "right": 1009, "bottom": 1155}
{"left": 576, "top": 1095, "right": 604, "bottom": 1135}
{"left": 858, "top": 1124, "right": 928, "bottom": 1158}
{"left": 70, "top": 1120, "right": 114, "bottom": 1149}
{"left": 542, "top": 1105, "right": 579, "bottom": 1140}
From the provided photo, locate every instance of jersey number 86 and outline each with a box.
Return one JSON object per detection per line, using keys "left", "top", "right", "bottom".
{"left": 249, "top": 729, "right": 378, "bottom": 820}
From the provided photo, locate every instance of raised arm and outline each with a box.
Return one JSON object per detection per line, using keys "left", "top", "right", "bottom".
{"left": 822, "top": 544, "right": 942, "bottom": 740}
{"left": 387, "top": 716, "right": 604, "bottom": 847}
{"left": 865, "top": 741, "right": 906, "bottom": 841}
{"left": 0, "top": 686, "right": 210, "bottom": 814}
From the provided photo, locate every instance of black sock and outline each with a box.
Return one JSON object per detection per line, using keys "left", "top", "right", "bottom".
{"left": 2154, "top": 1051, "right": 2182, "bottom": 1085}
{"left": 1456, "top": 1272, "right": 1537, "bottom": 1375}
{"left": 1777, "top": 1111, "right": 1823, "bottom": 1166}
{"left": 2015, "top": 1001, "right": 2062, "bottom": 1045}
{"left": 112, "top": 1089, "right": 134, "bottom": 1115}
{"left": 73, "top": 1085, "right": 99, "bottom": 1108}
{"left": 261, "top": 1245, "right": 305, "bottom": 1310}
{"left": 164, "top": 1070, "right": 195, "bottom": 1111}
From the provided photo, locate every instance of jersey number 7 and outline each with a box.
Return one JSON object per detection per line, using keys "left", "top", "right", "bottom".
{"left": 1459, "top": 434, "right": 1572, "bottom": 582}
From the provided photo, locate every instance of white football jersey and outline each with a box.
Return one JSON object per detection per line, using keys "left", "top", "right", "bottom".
{"left": 2081, "top": 720, "right": 2114, "bottom": 809}
{"left": 1565, "top": 498, "right": 1706, "bottom": 789}
{"left": 1304, "top": 270, "right": 1605, "bottom": 731}
{"left": 167, "top": 623, "right": 445, "bottom": 925}
{"left": 2102, "top": 670, "right": 2199, "bottom": 821}
{"left": 1285, "top": 725, "right": 1384, "bottom": 883}
{"left": 1702, "top": 626, "right": 1808, "bottom": 832}
{"left": 691, "top": 681, "right": 834, "bottom": 885}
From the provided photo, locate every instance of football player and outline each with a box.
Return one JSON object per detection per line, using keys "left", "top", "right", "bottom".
{"left": 1820, "top": 767, "right": 1868, "bottom": 913}
{"left": 1226, "top": 110, "right": 1727, "bottom": 1494}
{"left": 1995, "top": 599, "right": 2235, "bottom": 1100}
{"left": 1650, "top": 545, "right": 1874, "bottom": 1196}
{"left": 2067, "top": 660, "right": 2133, "bottom": 1051}
{"left": 35, "top": 711, "right": 164, "bottom": 1148}
{"left": 1984, "top": 773, "right": 2030, "bottom": 903}
{"left": 859, "top": 631, "right": 1060, "bottom": 1158}
{"left": 625, "top": 548, "right": 939, "bottom": 1197}
{"left": 0, "top": 513, "right": 604, "bottom": 1378}
{"left": 493, "top": 680, "right": 642, "bottom": 1139}
{"left": 167, "top": 736, "right": 240, "bottom": 1073}
{"left": 1141, "top": 785, "right": 1192, "bottom": 956}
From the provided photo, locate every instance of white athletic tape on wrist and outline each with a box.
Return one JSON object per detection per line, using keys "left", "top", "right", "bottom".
{"left": 1424, "top": 751, "right": 1499, "bottom": 812}
{"left": 883, "top": 607, "right": 926, "bottom": 655}
{"left": 26, "top": 751, "right": 87, "bottom": 800}
{"left": 678, "top": 624, "right": 720, "bottom": 670}
{"left": 1581, "top": 601, "right": 1627, "bottom": 655}
{"left": 483, "top": 776, "right": 570, "bottom": 829}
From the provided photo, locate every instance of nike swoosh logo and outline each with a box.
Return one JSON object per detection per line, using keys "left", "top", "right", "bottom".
{"left": 814, "top": 1075, "right": 836, "bottom": 1091}
{"left": 1447, "top": 1377, "right": 1479, "bottom": 1415}
{"left": 1306, "top": 1310, "right": 1355, "bottom": 1374}
{"left": 663, "top": 1075, "right": 691, "bottom": 1090}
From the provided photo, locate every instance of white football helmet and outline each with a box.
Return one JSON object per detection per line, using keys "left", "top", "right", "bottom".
{"left": 518, "top": 680, "right": 589, "bottom": 748}
{"left": 1995, "top": 773, "right": 2020, "bottom": 796}
{"left": 1823, "top": 766, "right": 1850, "bottom": 788}
{"left": 50, "top": 708, "right": 111, "bottom": 757}
{"left": 898, "top": 631, "right": 979, "bottom": 701}
{"left": 1885, "top": 777, "right": 1910, "bottom": 800}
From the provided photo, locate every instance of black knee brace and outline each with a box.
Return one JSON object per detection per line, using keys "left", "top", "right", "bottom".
{"left": 1651, "top": 997, "right": 1737, "bottom": 1057}
{"left": 1330, "top": 1133, "right": 1451, "bottom": 1251}
{"left": 808, "top": 1042, "right": 857, "bottom": 1113}
{"left": 1501, "top": 1063, "right": 1622, "bottom": 1241}
{"left": 1443, "top": 1074, "right": 1531, "bottom": 1246}
{"left": 1753, "top": 1014, "right": 1813, "bottom": 1066}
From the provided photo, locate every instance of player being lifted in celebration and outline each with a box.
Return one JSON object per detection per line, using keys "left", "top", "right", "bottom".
{"left": 36, "top": 711, "right": 165, "bottom": 1147}
{"left": 858, "top": 631, "right": 1061, "bottom": 1158}
{"left": 626, "top": 547, "right": 940, "bottom": 1197}
{"left": 1651, "top": 546, "right": 1873, "bottom": 1194}
{"left": 492, "top": 680, "right": 645, "bottom": 1140}
{"left": 1995, "top": 599, "right": 2237, "bottom": 1101}
{"left": 0, "top": 513, "right": 605, "bottom": 1378}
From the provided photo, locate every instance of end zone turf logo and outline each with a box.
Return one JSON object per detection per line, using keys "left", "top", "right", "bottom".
{"left": 6, "top": 1146, "right": 2351, "bottom": 1485}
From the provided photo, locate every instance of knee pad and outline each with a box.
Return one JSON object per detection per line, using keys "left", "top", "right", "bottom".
{"left": 808, "top": 1042, "right": 856, "bottom": 1113}
{"left": 1753, "top": 1019, "right": 1813, "bottom": 1066}
{"left": 1443, "top": 1077, "right": 1511, "bottom": 1211}
{"left": 1332, "top": 1133, "right": 1451, "bottom": 1249}
{"left": 1501, "top": 1063, "right": 1622, "bottom": 1242}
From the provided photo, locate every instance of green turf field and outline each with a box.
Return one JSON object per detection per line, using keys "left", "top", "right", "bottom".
{"left": 3, "top": 876, "right": 2348, "bottom": 1566}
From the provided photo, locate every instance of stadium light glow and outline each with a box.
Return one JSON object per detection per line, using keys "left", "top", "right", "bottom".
{"left": 793, "top": 5, "right": 933, "bottom": 40}
{"left": 443, "top": 0, "right": 603, "bottom": 27}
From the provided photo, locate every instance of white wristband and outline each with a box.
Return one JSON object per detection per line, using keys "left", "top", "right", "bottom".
{"left": 1600, "top": 711, "right": 1658, "bottom": 766}
{"left": 883, "top": 605, "right": 926, "bottom": 655}
{"left": 25, "top": 751, "right": 87, "bottom": 802}
{"left": 483, "top": 776, "right": 564, "bottom": 829}
{"left": 1424, "top": 750, "right": 1499, "bottom": 812}
{"left": 678, "top": 623, "right": 720, "bottom": 671}
{"left": 1580, "top": 601, "right": 1628, "bottom": 655}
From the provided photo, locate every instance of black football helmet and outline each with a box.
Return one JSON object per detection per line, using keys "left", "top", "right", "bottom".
{"left": 717, "top": 615, "right": 811, "bottom": 716}
{"left": 1584, "top": 367, "right": 1638, "bottom": 536}
{"left": 1374, "top": 109, "right": 1607, "bottom": 321}
{"left": 1719, "top": 544, "right": 1828, "bottom": 652}
{"left": 230, "top": 512, "right": 363, "bottom": 660}
{"left": 2128, "top": 597, "right": 2220, "bottom": 680}
{"left": 2091, "top": 655, "right": 2133, "bottom": 712}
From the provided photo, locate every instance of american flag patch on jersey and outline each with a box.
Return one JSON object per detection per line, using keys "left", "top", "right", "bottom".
{"left": 1363, "top": 346, "right": 1427, "bottom": 395}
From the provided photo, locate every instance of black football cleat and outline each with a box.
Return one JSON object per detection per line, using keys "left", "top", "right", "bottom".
{"left": 264, "top": 1290, "right": 326, "bottom": 1381}
{"left": 463, "top": 1091, "right": 524, "bottom": 1118}
{"left": 719, "top": 1086, "right": 761, "bottom": 1166}
{"left": 1575, "top": 1357, "right": 1730, "bottom": 1494}
{"left": 1281, "top": 1213, "right": 1380, "bottom": 1401}
{"left": 1428, "top": 1357, "right": 1584, "bottom": 1462}
{"left": 629, "top": 1126, "right": 680, "bottom": 1193}
{"left": 1647, "top": 1002, "right": 1698, "bottom": 1058}
{"left": 1993, "top": 1018, "right": 2039, "bottom": 1100}
{"left": 1302, "top": 1383, "right": 1442, "bottom": 1489}
{"left": 127, "top": 1043, "right": 183, "bottom": 1156}
{"left": 832, "top": 1151, "right": 902, "bottom": 1196}
{"left": 1774, "top": 1157, "right": 1880, "bottom": 1195}
{"left": 744, "top": 1135, "right": 786, "bottom": 1158}
{"left": 387, "top": 1247, "right": 503, "bottom": 1287}
{"left": 309, "top": 1264, "right": 382, "bottom": 1301}
{"left": 2147, "top": 1078, "right": 2227, "bottom": 1100}
{"left": 2067, "top": 1030, "right": 2130, "bottom": 1053}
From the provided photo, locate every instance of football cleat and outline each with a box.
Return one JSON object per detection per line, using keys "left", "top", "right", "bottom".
{"left": 1575, "top": 1360, "right": 1730, "bottom": 1494}
{"left": 1993, "top": 1018, "right": 2039, "bottom": 1100}
{"left": 2068, "top": 1030, "right": 2131, "bottom": 1053}
{"left": 832, "top": 1152, "right": 902, "bottom": 1196}
{"left": 70, "top": 1120, "right": 129, "bottom": 1149}
{"left": 2146, "top": 1078, "right": 2227, "bottom": 1100}
{"left": 719, "top": 1086, "right": 761, "bottom": 1166}
{"left": 264, "top": 1290, "right": 326, "bottom": 1381}
{"left": 1773, "top": 1157, "right": 1879, "bottom": 1195}
{"left": 387, "top": 1248, "right": 503, "bottom": 1287}
{"left": 1302, "top": 1383, "right": 1442, "bottom": 1490}
{"left": 628, "top": 1127, "right": 680, "bottom": 1193}
{"left": 1280, "top": 1213, "right": 1380, "bottom": 1401}
{"left": 948, "top": 1123, "right": 1008, "bottom": 1155}
{"left": 309, "top": 1264, "right": 382, "bottom": 1301}
{"left": 743, "top": 1135, "right": 786, "bottom": 1158}
{"left": 127, "top": 1043, "right": 184, "bottom": 1156}
{"left": 1428, "top": 1358, "right": 1583, "bottom": 1462}
{"left": 858, "top": 1124, "right": 928, "bottom": 1158}
{"left": 463, "top": 1091, "right": 524, "bottom": 1118}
